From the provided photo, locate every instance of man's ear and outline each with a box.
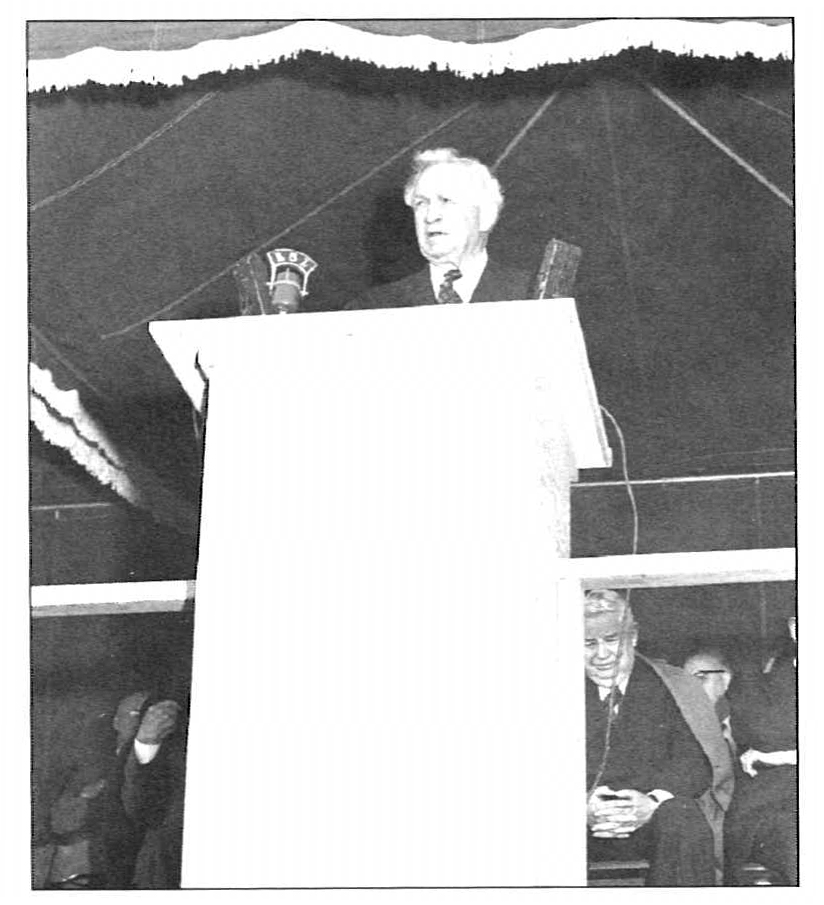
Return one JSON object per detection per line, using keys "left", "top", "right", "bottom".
{"left": 477, "top": 202, "right": 496, "bottom": 235}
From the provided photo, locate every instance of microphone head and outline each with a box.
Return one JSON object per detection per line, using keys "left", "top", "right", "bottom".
{"left": 266, "top": 248, "right": 318, "bottom": 313}
{"left": 269, "top": 267, "right": 303, "bottom": 314}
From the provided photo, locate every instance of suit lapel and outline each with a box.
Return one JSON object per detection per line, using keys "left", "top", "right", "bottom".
{"left": 404, "top": 262, "right": 503, "bottom": 305}
{"left": 409, "top": 269, "right": 436, "bottom": 306}
{"left": 471, "top": 259, "right": 502, "bottom": 303}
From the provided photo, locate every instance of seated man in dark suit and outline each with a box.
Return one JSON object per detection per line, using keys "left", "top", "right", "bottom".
{"left": 46, "top": 691, "right": 180, "bottom": 889}
{"left": 724, "top": 616, "right": 797, "bottom": 885}
{"left": 349, "top": 147, "right": 531, "bottom": 309}
{"left": 584, "top": 590, "right": 733, "bottom": 886}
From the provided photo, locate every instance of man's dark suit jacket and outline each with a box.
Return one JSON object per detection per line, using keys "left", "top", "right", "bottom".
{"left": 586, "top": 657, "right": 712, "bottom": 798}
{"left": 47, "top": 699, "right": 176, "bottom": 888}
{"left": 725, "top": 655, "right": 797, "bottom": 883}
{"left": 347, "top": 259, "right": 533, "bottom": 309}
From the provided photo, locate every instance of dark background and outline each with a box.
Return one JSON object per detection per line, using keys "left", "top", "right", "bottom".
{"left": 30, "top": 47, "right": 794, "bottom": 520}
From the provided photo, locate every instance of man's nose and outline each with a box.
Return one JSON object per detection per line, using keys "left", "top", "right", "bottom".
{"left": 594, "top": 640, "right": 612, "bottom": 659}
{"left": 424, "top": 201, "right": 442, "bottom": 222}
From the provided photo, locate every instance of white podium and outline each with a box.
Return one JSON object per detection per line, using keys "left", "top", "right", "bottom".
{"left": 151, "top": 298, "right": 611, "bottom": 888}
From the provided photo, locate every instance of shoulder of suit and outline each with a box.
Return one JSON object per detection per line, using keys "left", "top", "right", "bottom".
{"left": 638, "top": 654, "right": 686, "bottom": 681}
{"left": 356, "top": 268, "right": 429, "bottom": 309}
{"left": 484, "top": 259, "right": 532, "bottom": 294}
{"left": 636, "top": 655, "right": 706, "bottom": 706}
{"left": 488, "top": 259, "right": 531, "bottom": 278}
{"left": 640, "top": 655, "right": 726, "bottom": 734}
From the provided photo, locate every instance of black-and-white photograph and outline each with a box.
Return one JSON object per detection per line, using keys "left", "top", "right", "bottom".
{"left": 26, "top": 13, "right": 797, "bottom": 891}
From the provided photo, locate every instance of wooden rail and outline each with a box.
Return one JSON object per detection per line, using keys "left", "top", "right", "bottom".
{"left": 31, "top": 579, "right": 195, "bottom": 617}
{"left": 560, "top": 547, "right": 795, "bottom": 589}
{"left": 30, "top": 549, "right": 794, "bottom": 617}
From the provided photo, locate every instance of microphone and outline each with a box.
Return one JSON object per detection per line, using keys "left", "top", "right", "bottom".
{"left": 232, "top": 248, "right": 318, "bottom": 315}
{"left": 266, "top": 248, "right": 318, "bottom": 313}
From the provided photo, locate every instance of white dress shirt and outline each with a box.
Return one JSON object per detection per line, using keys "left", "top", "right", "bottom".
{"left": 596, "top": 675, "right": 630, "bottom": 702}
{"left": 133, "top": 738, "right": 161, "bottom": 764}
{"left": 428, "top": 250, "right": 488, "bottom": 303}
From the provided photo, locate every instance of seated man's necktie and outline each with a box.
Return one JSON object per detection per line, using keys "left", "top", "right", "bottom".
{"left": 604, "top": 687, "right": 623, "bottom": 717}
{"left": 437, "top": 268, "right": 463, "bottom": 304}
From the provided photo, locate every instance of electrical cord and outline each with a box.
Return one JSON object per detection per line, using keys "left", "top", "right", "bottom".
{"left": 598, "top": 404, "right": 639, "bottom": 566}
{"left": 587, "top": 404, "right": 639, "bottom": 797}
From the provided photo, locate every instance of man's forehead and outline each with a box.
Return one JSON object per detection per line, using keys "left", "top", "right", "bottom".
{"left": 415, "top": 163, "right": 476, "bottom": 197}
{"left": 685, "top": 653, "right": 725, "bottom": 672}
{"left": 584, "top": 610, "right": 628, "bottom": 638}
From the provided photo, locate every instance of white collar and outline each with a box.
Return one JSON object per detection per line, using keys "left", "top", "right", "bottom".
{"left": 428, "top": 250, "right": 488, "bottom": 303}
{"left": 596, "top": 674, "right": 630, "bottom": 701}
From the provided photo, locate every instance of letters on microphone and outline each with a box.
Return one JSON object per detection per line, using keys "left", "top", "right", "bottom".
{"left": 232, "top": 248, "right": 318, "bottom": 315}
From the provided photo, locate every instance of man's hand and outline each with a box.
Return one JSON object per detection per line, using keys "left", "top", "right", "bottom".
{"left": 136, "top": 700, "right": 180, "bottom": 745}
{"left": 79, "top": 778, "right": 106, "bottom": 799}
{"left": 739, "top": 746, "right": 797, "bottom": 776}
{"left": 739, "top": 748, "right": 762, "bottom": 777}
{"left": 587, "top": 787, "right": 657, "bottom": 838}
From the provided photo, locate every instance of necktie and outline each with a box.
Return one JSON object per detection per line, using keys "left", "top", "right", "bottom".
{"left": 721, "top": 716, "right": 738, "bottom": 756}
{"left": 604, "top": 687, "right": 623, "bottom": 716}
{"left": 437, "top": 268, "right": 463, "bottom": 304}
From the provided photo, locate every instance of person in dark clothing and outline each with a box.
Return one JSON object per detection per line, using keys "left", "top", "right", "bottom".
{"left": 682, "top": 647, "right": 737, "bottom": 753}
{"left": 347, "top": 147, "right": 532, "bottom": 309}
{"left": 584, "top": 589, "right": 726, "bottom": 886}
{"left": 45, "top": 691, "right": 180, "bottom": 889}
{"left": 724, "top": 616, "right": 797, "bottom": 885}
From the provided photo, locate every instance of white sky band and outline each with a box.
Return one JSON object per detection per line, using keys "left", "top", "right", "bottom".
{"left": 28, "top": 20, "right": 792, "bottom": 93}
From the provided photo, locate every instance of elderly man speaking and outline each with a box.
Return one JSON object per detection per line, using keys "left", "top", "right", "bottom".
{"left": 584, "top": 590, "right": 733, "bottom": 886}
{"left": 351, "top": 147, "right": 532, "bottom": 308}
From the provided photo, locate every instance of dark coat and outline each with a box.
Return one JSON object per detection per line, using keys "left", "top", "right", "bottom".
{"left": 586, "top": 657, "right": 713, "bottom": 798}
{"left": 586, "top": 655, "right": 733, "bottom": 883}
{"left": 347, "top": 259, "right": 533, "bottom": 309}
{"left": 725, "top": 656, "right": 797, "bottom": 883}
{"left": 45, "top": 697, "right": 177, "bottom": 889}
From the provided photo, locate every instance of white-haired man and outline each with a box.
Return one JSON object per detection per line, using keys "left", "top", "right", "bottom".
{"left": 351, "top": 148, "right": 532, "bottom": 308}
{"left": 584, "top": 589, "right": 733, "bottom": 885}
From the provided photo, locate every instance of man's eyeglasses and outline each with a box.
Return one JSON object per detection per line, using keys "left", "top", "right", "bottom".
{"left": 693, "top": 669, "right": 730, "bottom": 678}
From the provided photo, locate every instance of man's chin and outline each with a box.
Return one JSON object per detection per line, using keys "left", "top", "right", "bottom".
{"left": 588, "top": 672, "right": 619, "bottom": 688}
{"left": 419, "top": 241, "right": 455, "bottom": 263}
{"left": 421, "top": 253, "right": 451, "bottom": 266}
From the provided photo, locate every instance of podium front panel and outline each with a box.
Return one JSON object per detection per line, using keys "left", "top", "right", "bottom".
{"left": 177, "top": 302, "right": 597, "bottom": 887}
